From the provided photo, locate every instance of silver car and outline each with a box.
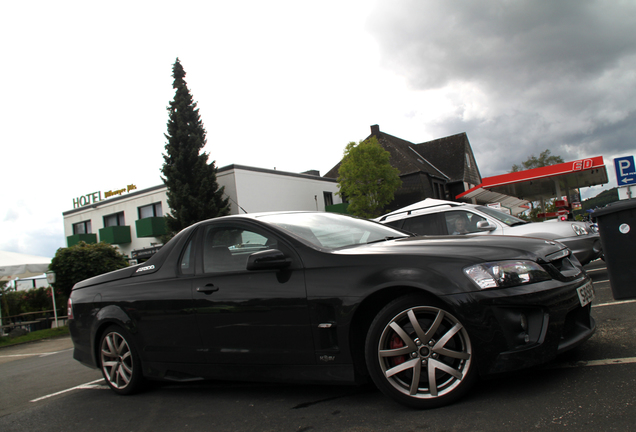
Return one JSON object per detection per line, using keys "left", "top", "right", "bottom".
{"left": 376, "top": 199, "right": 603, "bottom": 266}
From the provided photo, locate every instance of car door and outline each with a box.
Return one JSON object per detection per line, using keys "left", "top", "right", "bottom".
{"left": 192, "top": 221, "right": 315, "bottom": 365}
{"left": 130, "top": 234, "right": 205, "bottom": 364}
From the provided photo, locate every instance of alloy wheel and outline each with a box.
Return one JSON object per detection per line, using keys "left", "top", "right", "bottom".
{"left": 101, "top": 331, "right": 134, "bottom": 390}
{"left": 377, "top": 306, "right": 472, "bottom": 399}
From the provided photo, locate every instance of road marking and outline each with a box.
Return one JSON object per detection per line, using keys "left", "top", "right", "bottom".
{"left": 0, "top": 348, "right": 73, "bottom": 358}
{"left": 585, "top": 268, "right": 607, "bottom": 273}
{"left": 30, "top": 379, "right": 107, "bottom": 402}
{"left": 551, "top": 357, "right": 636, "bottom": 369}
{"left": 592, "top": 299, "right": 636, "bottom": 308}
{"left": 0, "top": 348, "right": 73, "bottom": 359}
{"left": 29, "top": 356, "right": 636, "bottom": 402}
{"left": 0, "top": 354, "right": 44, "bottom": 358}
{"left": 39, "top": 348, "right": 73, "bottom": 357}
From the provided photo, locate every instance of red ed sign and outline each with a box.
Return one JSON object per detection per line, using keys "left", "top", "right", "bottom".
{"left": 573, "top": 159, "right": 594, "bottom": 171}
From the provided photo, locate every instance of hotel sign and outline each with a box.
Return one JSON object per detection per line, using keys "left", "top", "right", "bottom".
{"left": 72, "top": 184, "right": 138, "bottom": 208}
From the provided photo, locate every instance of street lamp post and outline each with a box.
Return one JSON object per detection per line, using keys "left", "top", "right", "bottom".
{"left": 46, "top": 272, "right": 58, "bottom": 328}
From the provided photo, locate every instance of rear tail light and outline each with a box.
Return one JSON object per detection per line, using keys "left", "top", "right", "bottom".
{"left": 67, "top": 298, "right": 74, "bottom": 320}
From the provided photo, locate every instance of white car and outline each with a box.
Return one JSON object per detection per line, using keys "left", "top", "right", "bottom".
{"left": 376, "top": 199, "right": 603, "bottom": 266}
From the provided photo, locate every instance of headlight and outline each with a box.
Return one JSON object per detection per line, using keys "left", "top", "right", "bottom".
{"left": 464, "top": 261, "right": 551, "bottom": 289}
{"left": 571, "top": 224, "right": 588, "bottom": 236}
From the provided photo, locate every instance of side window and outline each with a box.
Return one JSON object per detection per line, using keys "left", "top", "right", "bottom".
{"left": 179, "top": 238, "right": 195, "bottom": 275}
{"left": 444, "top": 211, "right": 486, "bottom": 235}
{"left": 203, "top": 225, "right": 279, "bottom": 273}
{"left": 402, "top": 214, "right": 443, "bottom": 235}
{"left": 385, "top": 219, "right": 404, "bottom": 230}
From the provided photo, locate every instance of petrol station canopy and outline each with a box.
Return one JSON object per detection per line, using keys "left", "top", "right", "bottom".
{"left": 457, "top": 156, "right": 608, "bottom": 214}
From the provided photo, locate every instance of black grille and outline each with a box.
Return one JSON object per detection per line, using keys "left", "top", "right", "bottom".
{"left": 542, "top": 249, "right": 584, "bottom": 282}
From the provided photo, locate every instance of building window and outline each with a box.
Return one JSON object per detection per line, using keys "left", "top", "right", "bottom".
{"left": 73, "top": 220, "right": 92, "bottom": 234}
{"left": 138, "top": 202, "right": 163, "bottom": 219}
{"left": 104, "top": 212, "right": 125, "bottom": 227}
{"left": 323, "top": 192, "right": 334, "bottom": 207}
{"left": 432, "top": 181, "right": 445, "bottom": 199}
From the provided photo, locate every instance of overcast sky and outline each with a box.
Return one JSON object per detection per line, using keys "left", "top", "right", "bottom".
{"left": 2, "top": 0, "right": 635, "bottom": 259}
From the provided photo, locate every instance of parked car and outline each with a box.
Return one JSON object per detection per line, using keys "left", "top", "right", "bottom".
{"left": 376, "top": 199, "right": 603, "bottom": 266}
{"left": 68, "top": 212, "right": 595, "bottom": 409}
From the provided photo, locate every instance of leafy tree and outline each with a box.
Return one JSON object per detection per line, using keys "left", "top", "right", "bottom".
{"left": 511, "top": 149, "right": 564, "bottom": 172}
{"left": 511, "top": 149, "right": 565, "bottom": 220}
{"left": 574, "top": 187, "right": 619, "bottom": 218}
{"left": 49, "top": 242, "right": 129, "bottom": 298}
{"left": 161, "top": 58, "right": 230, "bottom": 236}
{"left": 337, "top": 137, "right": 402, "bottom": 218}
{"left": 1, "top": 287, "right": 65, "bottom": 316}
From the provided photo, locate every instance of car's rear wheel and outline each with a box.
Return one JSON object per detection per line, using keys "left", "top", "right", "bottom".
{"left": 99, "top": 325, "right": 143, "bottom": 395}
{"left": 365, "top": 295, "right": 477, "bottom": 409}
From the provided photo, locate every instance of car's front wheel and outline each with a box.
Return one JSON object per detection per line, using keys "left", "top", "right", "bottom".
{"left": 365, "top": 295, "right": 477, "bottom": 409}
{"left": 99, "top": 325, "right": 144, "bottom": 395}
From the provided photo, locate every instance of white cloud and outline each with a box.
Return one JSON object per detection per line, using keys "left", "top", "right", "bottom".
{"left": 368, "top": 0, "right": 636, "bottom": 176}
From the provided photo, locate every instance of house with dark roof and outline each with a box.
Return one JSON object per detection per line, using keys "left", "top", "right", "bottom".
{"left": 324, "top": 125, "right": 482, "bottom": 212}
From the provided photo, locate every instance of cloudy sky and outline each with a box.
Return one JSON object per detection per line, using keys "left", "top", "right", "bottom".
{"left": 2, "top": 0, "right": 635, "bottom": 259}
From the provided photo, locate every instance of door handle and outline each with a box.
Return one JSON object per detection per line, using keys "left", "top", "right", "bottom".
{"left": 196, "top": 284, "right": 219, "bottom": 294}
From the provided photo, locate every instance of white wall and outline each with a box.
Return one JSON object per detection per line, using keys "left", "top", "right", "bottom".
{"left": 221, "top": 167, "right": 342, "bottom": 215}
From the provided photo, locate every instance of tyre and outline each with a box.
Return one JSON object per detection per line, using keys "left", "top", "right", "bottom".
{"left": 99, "top": 325, "right": 144, "bottom": 395}
{"left": 365, "top": 295, "right": 477, "bottom": 409}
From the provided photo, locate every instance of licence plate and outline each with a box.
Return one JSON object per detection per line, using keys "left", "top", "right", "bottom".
{"left": 577, "top": 281, "right": 595, "bottom": 307}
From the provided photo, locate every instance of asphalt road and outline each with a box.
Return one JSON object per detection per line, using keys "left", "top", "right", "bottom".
{"left": 0, "top": 259, "right": 634, "bottom": 432}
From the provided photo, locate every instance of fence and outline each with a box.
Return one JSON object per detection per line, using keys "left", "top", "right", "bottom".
{"left": 0, "top": 309, "right": 67, "bottom": 335}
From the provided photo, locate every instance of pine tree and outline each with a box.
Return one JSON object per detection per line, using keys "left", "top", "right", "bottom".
{"left": 161, "top": 58, "right": 230, "bottom": 235}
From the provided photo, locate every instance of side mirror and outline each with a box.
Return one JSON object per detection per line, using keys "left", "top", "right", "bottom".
{"left": 476, "top": 220, "right": 497, "bottom": 231}
{"left": 246, "top": 249, "right": 291, "bottom": 270}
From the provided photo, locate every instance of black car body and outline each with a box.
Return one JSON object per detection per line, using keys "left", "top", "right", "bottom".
{"left": 68, "top": 212, "right": 596, "bottom": 408}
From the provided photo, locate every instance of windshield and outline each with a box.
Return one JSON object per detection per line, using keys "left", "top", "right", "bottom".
{"left": 257, "top": 212, "right": 409, "bottom": 250}
{"left": 477, "top": 206, "right": 527, "bottom": 226}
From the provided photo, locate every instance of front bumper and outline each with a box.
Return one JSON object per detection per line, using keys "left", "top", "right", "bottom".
{"left": 557, "top": 233, "right": 603, "bottom": 265}
{"left": 443, "top": 276, "right": 596, "bottom": 376}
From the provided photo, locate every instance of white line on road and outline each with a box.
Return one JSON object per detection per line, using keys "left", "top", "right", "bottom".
{"left": 551, "top": 357, "right": 636, "bottom": 369}
{"left": 0, "top": 348, "right": 73, "bottom": 359}
{"left": 593, "top": 299, "right": 636, "bottom": 308}
{"left": 0, "top": 354, "right": 45, "bottom": 358}
{"left": 39, "top": 348, "right": 73, "bottom": 357}
{"left": 30, "top": 379, "right": 107, "bottom": 403}
{"left": 585, "top": 268, "right": 607, "bottom": 273}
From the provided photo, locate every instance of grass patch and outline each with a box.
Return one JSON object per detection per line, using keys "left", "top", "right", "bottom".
{"left": 0, "top": 326, "right": 70, "bottom": 348}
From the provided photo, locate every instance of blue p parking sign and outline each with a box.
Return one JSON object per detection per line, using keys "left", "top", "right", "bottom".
{"left": 614, "top": 156, "right": 636, "bottom": 186}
